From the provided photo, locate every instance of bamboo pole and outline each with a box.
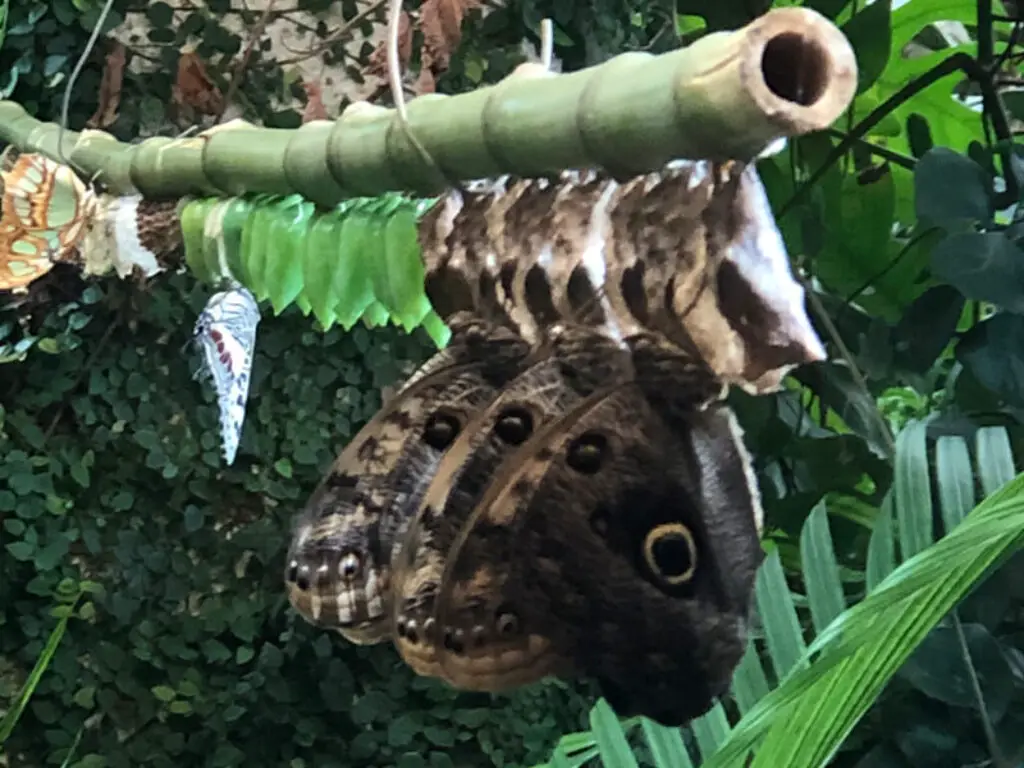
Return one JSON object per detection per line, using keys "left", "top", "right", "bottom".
{"left": 0, "top": 8, "right": 856, "bottom": 203}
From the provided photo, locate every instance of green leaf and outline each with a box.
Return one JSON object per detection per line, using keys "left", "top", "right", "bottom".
{"left": 935, "top": 435, "right": 975, "bottom": 533}
{"left": 800, "top": 503, "right": 846, "bottom": 634}
{"left": 151, "top": 685, "right": 177, "bottom": 702}
{"left": 641, "top": 719, "right": 693, "bottom": 768}
{"left": 588, "top": 699, "right": 638, "bottom": 768}
{"left": 931, "top": 232, "right": 1024, "bottom": 312}
{"left": 866, "top": 497, "right": 896, "bottom": 591}
{"left": 894, "top": 420, "right": 934, "bottom": 560}
{"left": 891, "top": 286, "right": 965, "bottom": 373}
{"left": 899, "top": 622, "right": 1013, "bottom": 719}
{"left": 914, "top": 148, "right": 992, "bottom": 228}
{"left": 387, "top": 713, "right": 419, "bottom": 748}
{"left": 6, "top": 541, "right": 34, "bottom": 561}
{"left": 958, "top": 314, "right": 1024, "bottom": 408}
{"left": 755, "top": 549, "right": 806, "bottom": 680}
{"left": 841, "top": 0, "right": 892, "bottom": 94}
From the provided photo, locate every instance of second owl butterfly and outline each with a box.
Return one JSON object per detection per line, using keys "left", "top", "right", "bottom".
{"left": 399, "top": 333, "right": 763, "bottom": 727}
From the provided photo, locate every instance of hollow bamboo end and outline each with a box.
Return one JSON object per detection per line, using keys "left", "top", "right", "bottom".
{"left": 741, "top": 7, "right": 858, "bottom": 135}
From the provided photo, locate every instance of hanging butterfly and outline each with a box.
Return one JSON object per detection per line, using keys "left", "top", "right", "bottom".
{"left": 193, "top": 283, "right": 261, "bottom": 465}
{"left": 0, "top": 149, "right": 96, "bottom": 292}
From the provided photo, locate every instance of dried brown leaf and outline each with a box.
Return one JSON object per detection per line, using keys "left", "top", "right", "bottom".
{"left": 420, "top": 0, "right": 480, "bottom": 72}
{"left": 301, "top": 79, "right": 330, "bottom": 122}
{"left": 412, "top": 66, "right": 436, "bottom": 95}
{"left": 366, "top": 10, "right": 412, "bottom": 78}
{"left": 172, "top": 50, "right": 225, "bottom": 118}
{"left": 86, "top": 41, "right": 126, "bottom": 129}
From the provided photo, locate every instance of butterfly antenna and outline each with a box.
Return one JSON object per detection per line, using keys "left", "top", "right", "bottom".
{"left": 58, "top": 0, "right": 117, "bottom": 176}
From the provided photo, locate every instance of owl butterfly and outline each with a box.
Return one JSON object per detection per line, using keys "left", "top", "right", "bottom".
{"left": 390, "top": 323, "right": 646, "bottom": 676}
{"left": 0, "top": 149, "right": 96, "bottom": 292}
{"left": 193, "top": 283, "right": 261, "bottom": 465}
{"left": 393, "top": 332, "right": 763, "bottom": 727}
{"left": 284, "top": 313, "right": 534, "bottom": 643}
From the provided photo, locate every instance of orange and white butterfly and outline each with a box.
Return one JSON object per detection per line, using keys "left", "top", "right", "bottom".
{"left": 0, "top": 148, "right": 96, "bottom": 292}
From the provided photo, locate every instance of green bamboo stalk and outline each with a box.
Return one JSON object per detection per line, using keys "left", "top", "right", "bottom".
{"left": 0, "top": 8, "right": 856, "bottom": 203}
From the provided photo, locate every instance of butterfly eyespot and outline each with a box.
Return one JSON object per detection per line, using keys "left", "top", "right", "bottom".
{"left": 443, "top": 627, "right": 466, "bottom": 654}
{"left": 422, "top": 617, "right": 438, "bottom": 642}
{"left": 496, "top": 611, "right": 520, "bottom": 636}
{"left": 339, "top": 553, "right": 361, "bottom": 580}
{"left": 401, "top": 619, "right": 419, "bottom": 643}
{"left": 566, "top": 432, "right": 608, "bottom": 474}
{"left": 423, "top": 412, "right": 461, "bottom": 450}
{"left": 291, "top": 565, "right": 312, "bottom": 591}
{"left": 643, "top": 523, "right": 697, "bottom": 585}
{"left": 471, "top": 625, "right": 488, "bottom": 647}
{"left": 494, "top": 406, "right": 533, "bottom": 445}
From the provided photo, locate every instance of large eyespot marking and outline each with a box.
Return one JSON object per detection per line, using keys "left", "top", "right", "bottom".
{"left": 495, "top": 608, "right": 520, "bottom": 636}
{"left": 643, "top": 523, "right": 697, "bottom": 585}
{"left": 339, "top": 552, "right": 361, "bottom": 581}
{"left": 566, "top": 432, "right": 607, "bottom": 474}
{"left": 494, "top": 406, "right": 533, "bottom": 445}
{"left": 423, "top": 412, "right": 461, "bottom": 450}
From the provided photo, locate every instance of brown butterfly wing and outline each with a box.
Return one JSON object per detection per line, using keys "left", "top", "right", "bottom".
{"left": 390, "top": 325, "right": 634, "bottom": 677}
{"left": 426, "top": 340, "right": 763, "bottom": 725}
{"left": 284, "top": 313, "right": 531, "bottom": 643}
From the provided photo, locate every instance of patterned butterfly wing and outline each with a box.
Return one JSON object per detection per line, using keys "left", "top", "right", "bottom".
{"left": 390, "top": 324, "right": 634, "bottom": 678}
{"left": 284, "top": 313, "right": 533, "bottom": 644}
{"left": 193, "top": 284, "right": 261, "bottom": 465}
{"left": 0, "top": 153, "right": 93, "bottom": 291}
{"left": 424, "top": 335, "right": 762, "bottom": 726}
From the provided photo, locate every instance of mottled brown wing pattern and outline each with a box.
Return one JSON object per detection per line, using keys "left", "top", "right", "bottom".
{"left": 284, "top": 313, "right": 531, "bottom": 643}
{"left": 421, "top": 335, "right": 762, "bottom": 726}
{"left": 390, "top": 324, "right": 635, "bottom": 678}
{"left": 419, "top": 161, "right": 825, "bottom": 393}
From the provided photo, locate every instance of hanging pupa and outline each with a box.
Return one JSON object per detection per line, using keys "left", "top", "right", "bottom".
{"left": 193, "top": 282, "right": 261, "bottom": 465}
